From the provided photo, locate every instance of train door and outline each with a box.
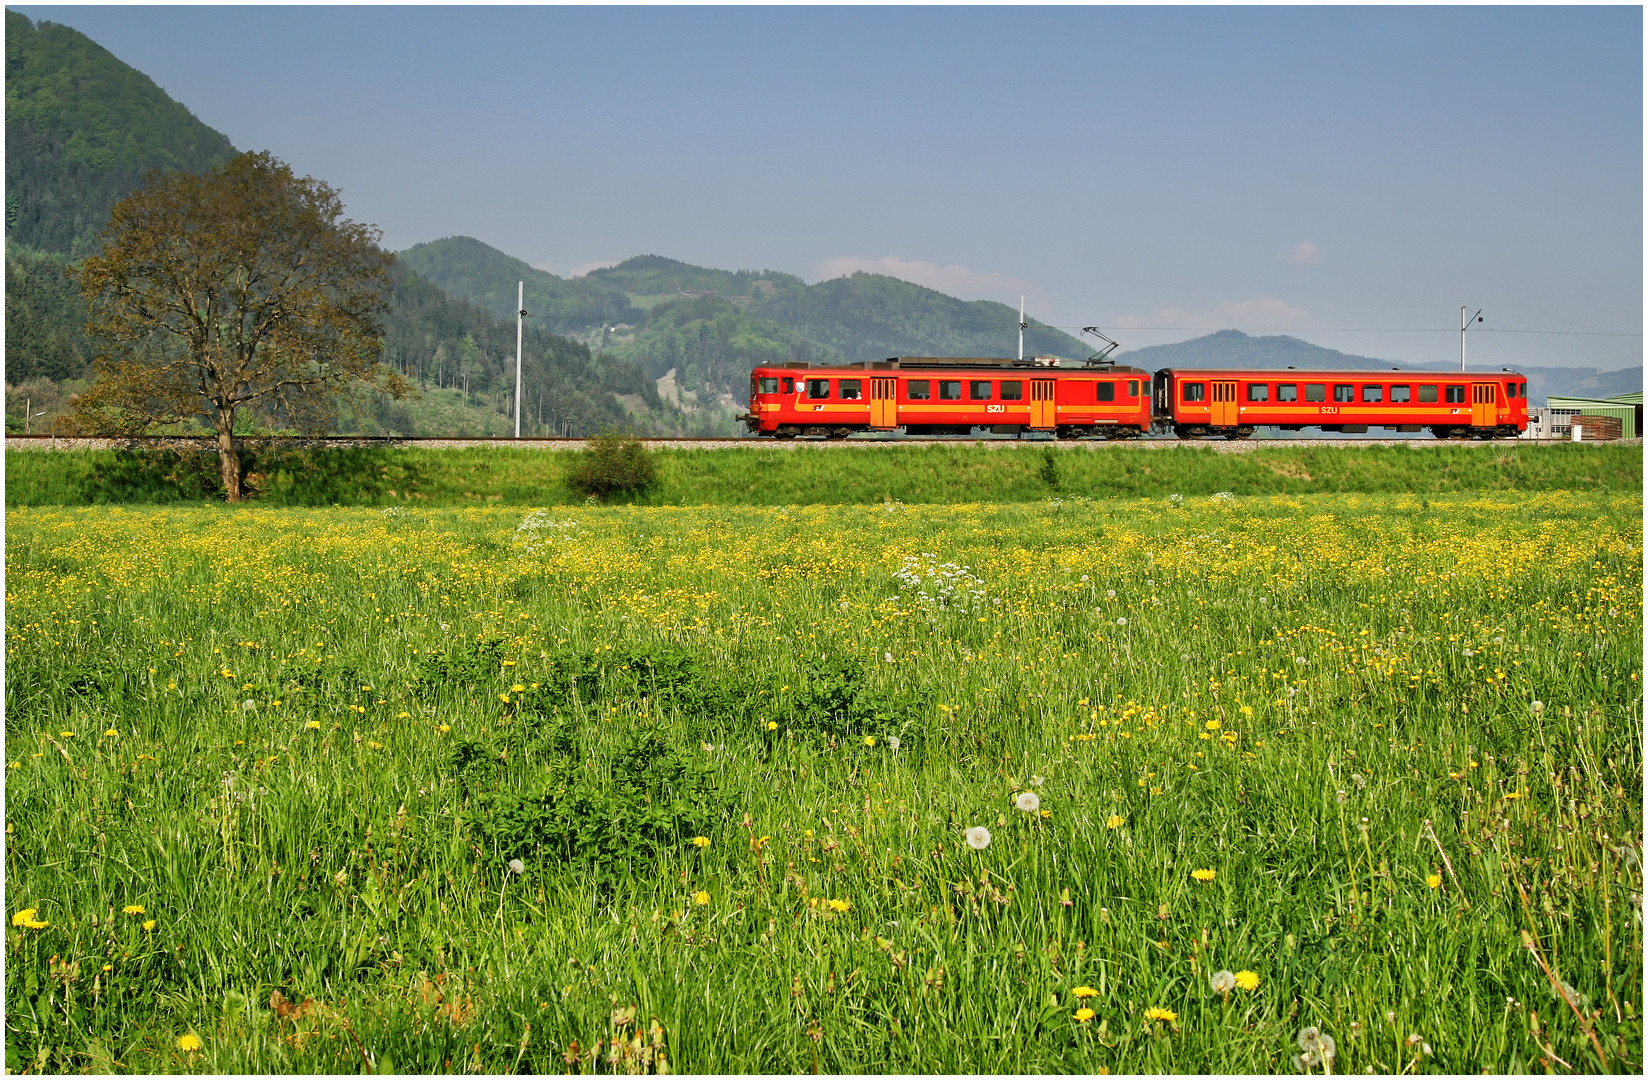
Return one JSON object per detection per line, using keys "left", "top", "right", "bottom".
{"left": 1030, "top": 380, "right": 1057, "bottom": 428}
{"left": 1471, "top": 383, "right": 1497, "bottom": 426}
{"left": 870, "top": 377, "right": 898, "bottom": 429}
{"left": 1211, "top": 381, "right": 1239, "bottom": 427}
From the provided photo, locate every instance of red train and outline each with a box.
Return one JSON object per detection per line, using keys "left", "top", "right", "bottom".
{"left": 741, "top": 358, "right": 1529, "bottom": 440}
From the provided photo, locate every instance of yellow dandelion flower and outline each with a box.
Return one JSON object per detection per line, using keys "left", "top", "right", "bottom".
{"left": 511, "top": 684, "right": 526, "bottom": 693}
{"left": 499, "top": 693, "right": 511, "bottom": 703}
{"left": 178, "top": 1032, "right": 202, "bottom": 1053}
{"left": 826, "top": 899, "right": 851, "bottom": 912}
{"left": 863, "top": 735, "right": 876, "bottom": 747}
{"left": 1205, "top": 719, "right": 1222, "bottom": 731}
{"left": 438, "top": 724, "right": 451, "bottom": 733}
{"left": 305, "top": 720, "right": 321, "bottom": 730}
{"left": 1144, "top": 1006, "right": 1178, "bottom": 1023}
{"left": 691, "top": 836, "right": 711, "bottom": 848}
{"left": 1234, "top": 970, "right": 1260, "bottom": 991}
{"left": 59, "top": 731, "right": 75, "bottom": 739}
{"left": 122, "top": 905, "right": 145, "bottom": 915}
{"left": 11, "top": 908, "right": 49, "bottom": 929}
{"left": 1191, "top": 868, "right": 1216, "bottom": 882}
{"left": 693, "top": 890, "right": 709, "bottom": 906}
{"left": 1074, "top": 1007, "right": 1095, "bottom": 1022}
{"left": 1425, "top": 874, "right": 1442, "bottom": 889}
{"left": 1073, "top": 985, "right": 1098, "bottom": 998}
{"left": 766, "top": 720, "right": 779, "bottom": 730}
{"left": 1106, "top": 815, "right": 1124, "bottom": 829}
{"left": 142, "top": 919, "right": 156, "bottom": 931}
{"left": 103, "top": 728, "right": 119, "bottom": 738}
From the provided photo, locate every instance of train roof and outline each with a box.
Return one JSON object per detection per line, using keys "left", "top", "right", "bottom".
{"left": 753, "top": 357, "right": 1152, "bottom": 375}
{"left": 1156, "top": 367, "right": 1526, "bottom": 379}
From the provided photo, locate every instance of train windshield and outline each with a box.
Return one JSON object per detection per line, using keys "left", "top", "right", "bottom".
{"left": 758, "top": 377, "right": 779, "bottom": 394}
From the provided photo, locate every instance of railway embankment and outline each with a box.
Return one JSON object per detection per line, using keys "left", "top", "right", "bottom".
{"left": 4, "top": 439, "right": 1638, "bottom": 507}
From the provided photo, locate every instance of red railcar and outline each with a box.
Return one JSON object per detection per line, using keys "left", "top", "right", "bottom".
{"left": 1154, "top": 368, "right": 1530, "bottom": 440}
{"left": 742, "top": 358, "right": 1153, "bottom": 439}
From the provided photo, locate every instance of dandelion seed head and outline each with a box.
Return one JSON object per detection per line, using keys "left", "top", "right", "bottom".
{"left": 1211, "top": 970, "right": 1236, "bottom": 993}
{"left": 1014, "top": 791, "right": 1041, "bottom": 813}
{"left": 964, "top": 826, "right": 992, "bottom": 850}
{"left": 507, "top": 859, "right": 525, "bottom": 876}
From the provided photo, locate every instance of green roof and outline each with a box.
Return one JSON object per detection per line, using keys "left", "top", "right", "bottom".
{"left": 1547, "top": 393, "right": 1641, "bottom": 408}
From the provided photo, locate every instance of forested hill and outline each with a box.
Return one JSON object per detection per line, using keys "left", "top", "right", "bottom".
{"left": 397, "top": 236, "right": 641, "bottom": 337}
{"left": 4, "top": 10, "right": 663, "bottom": 436}
{"left": 5, "top": 10, "right": 237, "bottom": 257}
{"left": 398, "top": 238, "right": 1093, "bottom": 429}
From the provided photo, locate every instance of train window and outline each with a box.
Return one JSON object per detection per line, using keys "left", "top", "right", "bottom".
{"left": 1507, "top": 382, "right": 1519, "bottom": 399}
{"left": 1000, "top": 381, "right": 1023, "bottom": 400}
{"left": 1095, "top": 382, "right": 1116, "bottom": 402}
{"left": 939, "top": 381, "right": 962, "bottom": 401}
{"left": 1128, "top": 380, "right": 1140, "bottom": 397}
{"left": 807, "top": 379, "right": 831, "bottom": 399}
{"left": 1362, "top": 385, "right": 1383, "bottom": 403}
{"left": 1391, "top": 385, "right": 1411, "bottom": 403}
{"left": 1334, "top": 384, "right": 1355, "bottom": 403}
{"left": 1183, "top": 382, "right": 1206, "bottom": 402}
{"left": 906, "top": 380, "right": 931, "bottom": 400}
{"left": 839, "top": 379, "right": 863, "bottom": 400}
{"left": 1445, "top": 386, "right": 1465, "bottom": 404}
{"left": 1417, "top": 385, "right": 1437, "bottom": 403}
{"left": 1247, "top": 384, "right": 1270, "bottom": 402}
{"left": 1305, "top": 384, "right": 1326, "bottom": 402}
{"left": 758, "top": 377, "right": 779, "bottom": 394}
{"left": 1278, "top": 384, "right": 1298, "bottom": 402}
{"left": 969, "top": 381, "right": 993, "bottom": 401}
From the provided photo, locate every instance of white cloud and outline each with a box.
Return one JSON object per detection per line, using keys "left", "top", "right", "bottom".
{"left": 1113, "top": 298, "right": 1311, "bottom": 331}
{"left": 812, "top": 255, "right": 1041, "bottom": 308}
{"left": 1278, "top": 241, "right": 1322, "bottom": 266}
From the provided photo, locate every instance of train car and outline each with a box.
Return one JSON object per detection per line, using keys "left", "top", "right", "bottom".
{"left": 1154, "top": 368, "right": 1530, "bottom": 440}
{"left": 742, "top": 358, "right": 1154, "bottom": 439}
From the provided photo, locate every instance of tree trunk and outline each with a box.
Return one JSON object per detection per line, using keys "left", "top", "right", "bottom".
{"left": 216, "top": 416, "right": 243, "bottom": 502}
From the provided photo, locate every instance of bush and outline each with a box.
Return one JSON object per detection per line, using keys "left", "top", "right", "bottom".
{"left": 564, "top": 431, "right": 657, "bottom": 500}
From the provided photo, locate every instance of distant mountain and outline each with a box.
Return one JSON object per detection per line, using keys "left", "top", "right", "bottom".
{"left": 1115, "top": 329, "right": 1642, "bottom": 406}
{"left": 584, "top": 254, "right": 810, "bottom": 305}
{"left": 1114, "top": 329, "right": 1398, "bottom": 371}
{"left": 751, "top": 271, "right": 1088, "bottom": 364}
{"left": 397, "top": 236, "right": 641, "bottom": 335}
{"left": 403, "top": 238, "right": 1094, "bottom": 429}
{"left": 5, "top": 10, "right": 238, "bottom": 257}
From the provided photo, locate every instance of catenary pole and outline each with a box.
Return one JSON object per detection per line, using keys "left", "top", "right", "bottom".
{"left": 515, "top": 281, "right": 524, "bottom": 437}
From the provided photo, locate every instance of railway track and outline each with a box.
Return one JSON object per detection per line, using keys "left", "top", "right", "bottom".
{"left": 6, "top": 434, "right": 1622, "bottom": 453}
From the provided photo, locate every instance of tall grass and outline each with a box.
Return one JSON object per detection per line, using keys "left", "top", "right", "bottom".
{"left": 4, "top": 492, "right": 1640, "bottom": 1073}
{"left": 4, "top": 442, "right": 1642, "bottom": 507}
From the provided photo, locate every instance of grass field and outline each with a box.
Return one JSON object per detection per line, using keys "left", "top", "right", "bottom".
{"left": 2, "top": 441, "right": 1641, "bottom": 507}
{"left": 4, "top": 490, "right": 1640, "bottom": 1073}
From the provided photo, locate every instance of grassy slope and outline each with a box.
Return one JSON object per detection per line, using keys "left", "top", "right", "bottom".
{"left": 4, "top": 443, "right": 1642, "bottom": 507}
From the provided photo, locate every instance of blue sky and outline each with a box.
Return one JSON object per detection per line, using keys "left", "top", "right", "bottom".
{"left": 17, "top": 5, "right": 1643, "bottom": 369}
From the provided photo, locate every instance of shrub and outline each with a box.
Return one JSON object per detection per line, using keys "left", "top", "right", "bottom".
{"left": 564, "top": 432, "right": 657, "bottom": 500}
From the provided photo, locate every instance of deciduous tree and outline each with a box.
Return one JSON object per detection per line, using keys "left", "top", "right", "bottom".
{"left": 67, "top": 151, "right": 405, "bottom": 500}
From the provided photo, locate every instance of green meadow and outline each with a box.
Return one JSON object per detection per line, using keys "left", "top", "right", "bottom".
{"left": 3, "top": 487, "right": 1640, "bottom": 1073}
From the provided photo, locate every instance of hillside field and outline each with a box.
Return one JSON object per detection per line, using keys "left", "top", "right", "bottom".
{"left": 3, "top": 490, "right": 1640, "bottom": 1073}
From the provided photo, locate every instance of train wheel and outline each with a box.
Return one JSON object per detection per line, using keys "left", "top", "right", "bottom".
{"left": 1225, "top": 427, "right": 1254, "bottom": 441}
{"left": 774, "top": 429, "right": 798, "bottom": 440}
{"left": 825, "top": 428, "right": 851, "bottom": 440}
